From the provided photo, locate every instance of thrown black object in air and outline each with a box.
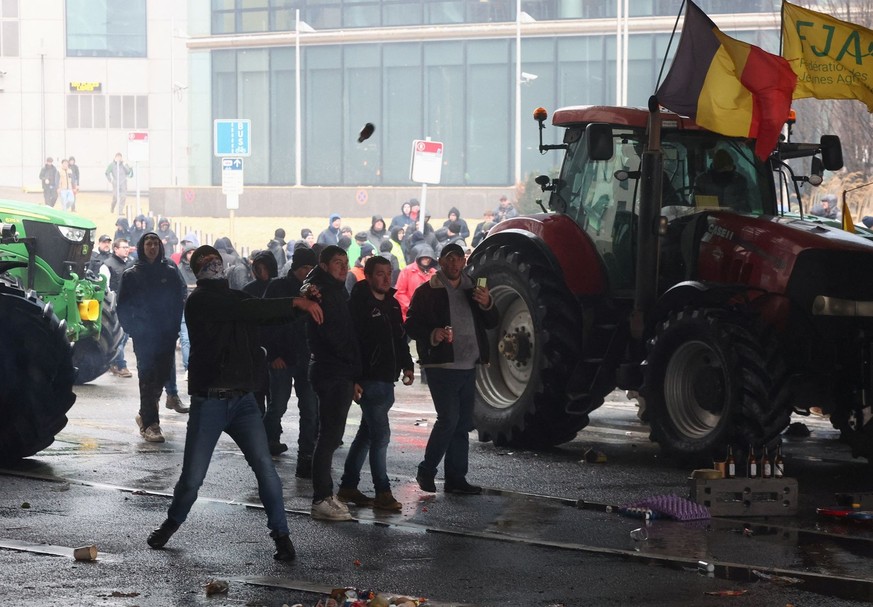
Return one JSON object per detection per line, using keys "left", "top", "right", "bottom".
{"left": 358, "top": 122, "right": 375, "bottom": 143}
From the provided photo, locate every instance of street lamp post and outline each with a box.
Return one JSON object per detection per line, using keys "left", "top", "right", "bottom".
{"left": 295, "top": 10, "right": 315, "bottom": 187}
{"left": 515, "top": 4, "right": 535, "bottom": 186}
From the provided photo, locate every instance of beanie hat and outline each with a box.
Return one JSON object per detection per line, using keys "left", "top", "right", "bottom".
{"left": 291, "top": 246, "right": 318, "bottom": 271}
{"left": 359, "top": 243, "right": 376, "bottom": 259}
{"left": 190, "top": 245, "right": 222, "bottom": 274}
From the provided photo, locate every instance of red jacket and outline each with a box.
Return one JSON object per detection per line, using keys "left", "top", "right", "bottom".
{"left": 394, "top": 263, "right": 436, "bottom": 320}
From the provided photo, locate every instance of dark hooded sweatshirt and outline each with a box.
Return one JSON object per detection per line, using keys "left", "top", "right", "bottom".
{"left": 185, "top": 279, "right": 305, "bottom": 395}
{"left": 303, "top": 265, "right": 361, "bottom": 383}
{"left": 116, "top": 232, "right": 186, "bottom": 356}
{"left": 443, "top": 206, "right": 471, "bottom": 239}
{"left": 242, "top": 249, "right": 279, "bottom": 298}
{"left": 317, "top": 213, "right": 342, "bottom": 245}
{"left": 368, "top": 214, "right": 388, "bottom": 249}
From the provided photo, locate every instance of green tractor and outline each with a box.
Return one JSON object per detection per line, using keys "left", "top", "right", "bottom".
{"left": 0, "top": 199, "right": 123, "bottom": 385}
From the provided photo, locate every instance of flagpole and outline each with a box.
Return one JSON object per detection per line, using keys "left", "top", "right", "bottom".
{"left": 654, "top": 0, "right": 686, "bottom": 93}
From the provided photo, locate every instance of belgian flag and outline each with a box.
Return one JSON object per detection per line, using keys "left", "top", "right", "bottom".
{"left": 657, "top": 1, "right": 797, "bottom": 161}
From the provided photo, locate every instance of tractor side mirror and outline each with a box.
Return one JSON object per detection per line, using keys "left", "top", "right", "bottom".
{"left": 535, "top": 174, "right": 552, "bottom": 191}
{"left": 585, "top": 123, "right": 614, "bottom": 161}
{"left": 809, "top": 157, "right": 824, "bottom": 186}
{"left": 820, "top": 135, "right": 843, "bottom": 171}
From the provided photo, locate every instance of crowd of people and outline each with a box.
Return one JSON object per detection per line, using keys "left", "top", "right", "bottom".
{"left": 83, "top": 195, "right": 514, "bottom": 563}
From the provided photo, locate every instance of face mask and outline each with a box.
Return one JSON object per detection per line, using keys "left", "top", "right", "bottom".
{"left": 196, "top": 258, "right": 225, "bottom": 280}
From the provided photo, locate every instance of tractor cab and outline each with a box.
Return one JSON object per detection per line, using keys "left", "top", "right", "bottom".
{"left": 534, "top": 106, "right": 776, "bottom": 294}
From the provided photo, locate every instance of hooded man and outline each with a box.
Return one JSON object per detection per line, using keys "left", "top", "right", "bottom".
{"left": 268, "top": 228, "right": 288, "bottom": 268}
{"left": 39, "top": 157, "right": 59, "bottom": 207}
{"left": 345, "top": 242, "right": 375, "bottom": 294}
{"left": 302, "top": 245, "right": 362, "bottom": 521}
{"left": 215, "top": 237, "right": 252, "bottom": 290}
{"left": 117, "top": 232, "right": 187, "bottom": 442}
{"left": 263, "top": 245, "right": 320, "bottom": 468}
{"left": 389, "top": 201, "right": 414, "bottom": 232}
{"left": 317, "top": 213, "right": 342, "bottom": 246}
{"left": 156, "top": 217, "right": 179, "bottom": 258}
{"left": 368, "top": 215, "right": 389, "bottom": 250}
{"left": 128, "top": 215, "right": 148, "bottom": 251}
{"left": 394, "top": 245, "right": 437, "bottom": 321}
{"left": 443, "top": 207, "right": 470, "bottom": 240}
{"left": 243, "top": 250, "right": 279, "bottom": 298}
{"left": 146, "top": 244, "right": 323, "bottom": 561}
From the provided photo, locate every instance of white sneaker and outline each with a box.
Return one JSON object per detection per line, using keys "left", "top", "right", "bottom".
{"left": 310, "top": 495, "right": 353, "bottom": 521}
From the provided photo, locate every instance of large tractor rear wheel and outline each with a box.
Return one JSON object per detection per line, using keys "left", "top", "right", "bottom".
{"left": 72, "top": 293, "right": 124, "bottom": 384}
{"left": 0, "top": 284, "right": 76, "bottom": 464}
{"left": 641, "top": 307, "right": 788, "bottom": 460}
{"left": 467, "top": 245, "right": 587, "bottom": 448}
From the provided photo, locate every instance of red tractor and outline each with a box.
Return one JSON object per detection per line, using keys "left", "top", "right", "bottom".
{"left": 468, "top": 101, "right": 873, "bottom": 460}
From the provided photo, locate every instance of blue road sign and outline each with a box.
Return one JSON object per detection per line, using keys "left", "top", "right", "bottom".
{"left": 214, "top": 119, "right": 251, "bottom": 157}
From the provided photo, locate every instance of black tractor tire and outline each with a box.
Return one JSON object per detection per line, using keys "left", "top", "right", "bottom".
{"left": 640, "top": 307, "right": 788, "bottom": 460}
{"left": 0, "top": 284, "right": 76, "bottom": 464}
{"left": 467, "top": 244, "right": 588, "bottom": 449}
{"left": 72, "top": 294, "right": 124, "bottom": 384}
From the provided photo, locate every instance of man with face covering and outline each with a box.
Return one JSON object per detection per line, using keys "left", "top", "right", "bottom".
{"left": 146, "top": 245, "right": 323, "bottom": 561}
{"left": 117, "top": 233, "right": 187, "bottom": 442}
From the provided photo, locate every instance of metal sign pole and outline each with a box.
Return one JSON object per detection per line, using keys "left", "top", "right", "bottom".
{"left": 135, "top": 161, "right": 141, "bottom": 216}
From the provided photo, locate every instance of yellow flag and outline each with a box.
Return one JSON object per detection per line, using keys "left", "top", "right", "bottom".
{"left": 842, "top": 198, "right": 856, "bottom": 233}
{"left": 782, "top": 1, "right": 873, "bottom": 110}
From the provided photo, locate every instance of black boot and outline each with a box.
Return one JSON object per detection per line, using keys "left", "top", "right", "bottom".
{"left": 273, "top": 534, "right": 296, "bottom": 561}
{"left": 147, "top": 519, "right": 180, "bottom": 549}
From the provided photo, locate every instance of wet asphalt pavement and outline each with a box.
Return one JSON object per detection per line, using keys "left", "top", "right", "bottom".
{"left": 1, "top": 349, "right": 872, "bottom": 606}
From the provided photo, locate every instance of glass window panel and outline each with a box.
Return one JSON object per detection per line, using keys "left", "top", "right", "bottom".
{"left": 467, "top": 61, "right": 511, "bottom": 185}
{"left": 108, "top": 95, "right": 121, "bottom": 128}
{"left": 80, "top": 95, "right": 92, "bottom": 128}
{"left": 426, "top": 1, "right": 465, "bottom": 24}
{"left": 384, "top": 62, "right": 422, "bottom": 183}
{"left": 343, "top": 6, "right": 380, "bottom": 27}
{"left": 426, "top": 63, "right": 464, "bottom": 185}
{"left": 66, "top": 0, "right": 146, "bottom": 58}
{"left": 344, "top": 64, "right": 381, "bottom": 183}
{"left": 212, "top": 0, "right": 234, "bottom": 9}
{"left": 2, "top": 21, "right": 18, "bottom": 57}
{"left": 122, "top": 95, "right": 135, "bottom": 128}
{"left": 270, "top": 67, "right": 295, "bottom": 184}
{"left": 212, "top": 12, "right": 236, "bottom": 34}
{"left": 2, "top": 0, "right": 18, "bottom": 18}
{"left": 93, "top": 95, "right": 106, "bottom": 128}
{"left": 305, "top": 52, "right": 342, "bottom": 184}
{"left": 383, "top": 2, "right": 420, "bottom": 26}
{"left": 136, "top": 95, "right": 148, "bottom": 128}
{"left": 273, "top": 8, "right": 294, "bottom": 31}
{"left": 67, "top": 96, "right": 79, "bottom": 129}
{"left": 241, "top": 0, "right": 268, "bottom": 7}
{"left": 307, "top": 7, "right": 341, "bottom": 30}
{"left": 240, "top": 9, "right": 269, "bottom": 32}
{"left": 239, "top": 71, "right": 269, "bottom": 183}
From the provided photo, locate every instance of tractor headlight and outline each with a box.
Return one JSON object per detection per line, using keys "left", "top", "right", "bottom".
{"left": 57, "top": 225, "right": 86, "bottom": 242}
{"left": 812, "top": 295, "right": 873, "bottom": 317}
{"left": 89, "top": 228, "right": 96, "bottom": 243}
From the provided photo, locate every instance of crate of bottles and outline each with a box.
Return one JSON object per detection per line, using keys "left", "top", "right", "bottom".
{"left": 688, "top": 476, "right": 798, "bottom": 517}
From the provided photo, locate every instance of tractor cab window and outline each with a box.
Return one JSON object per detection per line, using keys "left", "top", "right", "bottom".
{"left": 553, "top": 127, "right": 638, "bottom": 291}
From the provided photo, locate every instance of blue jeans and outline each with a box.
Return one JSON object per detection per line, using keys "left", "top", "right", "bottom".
{"left": 167, "top": 392, "right": 289, "bottom": 537}
{"left": 417, "top": 367, "right": 476, "bottom": 482}
{"left": 180, "top": 318, "right": 190, "bottom": 370}
{"left": 341, "top": 380, "right": 395, "bottom": 493}
{"left": 267, "top": 364, "right": 318, "bottom": 455}
{"left": 163, "top": 353, "right": 179, "bottom": 397}
{"left": 311, "top": 377, "right": 354, "bottom": 502}
{"left": 112, "top": 333, "right": 128, "bottom": 368}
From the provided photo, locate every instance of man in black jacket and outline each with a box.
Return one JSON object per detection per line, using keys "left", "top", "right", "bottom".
{"left": 146, "top": 245, "right": 323, "bottom": 561}
{"left": 88, "top": 234, "right": 113, "bottom": 275}
{"left": 405, "top": 243, "right": 498, "bottom": 495}
{"left": 101, "top": 237, "right": 134, "bottom": 378}
{"left": 263, "top": 246, "right": 319, "bottom": 469}
{"left": 303, "top": 245, "right": 362, "bottom": 521}
{"left": 337, "top": 256, "right": 414, "bottom": 511}
{"left": 117, "top": 233, "right": 186, "bottom": 442}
